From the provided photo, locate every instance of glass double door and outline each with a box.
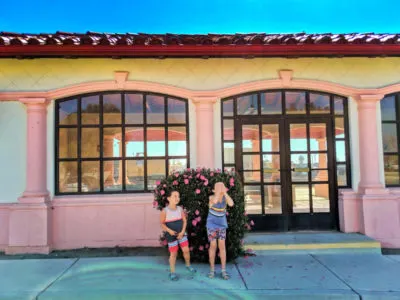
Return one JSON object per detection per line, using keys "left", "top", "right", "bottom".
{"left": 236, "top": 117, "right": 337, "bottom": 231}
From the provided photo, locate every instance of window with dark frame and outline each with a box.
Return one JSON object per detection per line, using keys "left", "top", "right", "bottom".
{"left": 56, "top": 92, "right": 189, "bottom": 195}
{"left": 381, "top": 94, "right": 400, "bottom": 186}
{"left": 221, "top": 90, "right": 352, "bottom": 189}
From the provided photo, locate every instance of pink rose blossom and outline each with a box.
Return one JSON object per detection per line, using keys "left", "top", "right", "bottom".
{"left": 162, "top": 240, "right": 168, "bottom": 246}
{"left": 184, "top": 179, "right": 189, "bottom": 185}
{"left": 174, "top": 173, "right": 179, "bottom": 178}
{"left": 195, "top": 189, "right": 201, "bottom": 194}
{"left": 225, "top": 188, "right": 229, "bottom": 192}
{"left": 190, "top": 247, "right": 193, "bottom": 251}
{"left": 189, "top": 176, "right": 192, "bottom": 179}
{"left": 191, "top": 232, "right": 196, "bottom": 236}
{"left": 230, "top": 182, "right": 235, "bottom": 187}
{"left": 195, "top": 210, "right": 200, "bottom": 215}
{"left": 160, "top": 190, "right": 165, "bottom": 196}
{"left": 216, "top": 168, "right": 221, "bottom": 173}
{"left": 250, "top": 220, "right": 255, "bottom": 226}
{"left": 183, "top": 175, "right": 187, "bottom": 178}
{"left": 200, "top": 175, "right": 205, "bottom": 180}
{"left": 199, "top": 246, "right": 204, "bottom": 251}
{"left": 196, "top": 173, "right": 200, "bottom": 178}
{"left": 204, "top": 179, "right": 209, "bottom": 186}
{"left": 156, "top": 180, "right": 161, "bottom": 185}
{"left": 244, "top": 211, "right": 248, "bottom": 216}
{"left": 210, "top": 172, "right": 214, "bottom": 177}
{"left": 152, "top": 201, "right": 157, "bottom": 207}
{"left": 163, "top": 184, "right": 167, "bottom": 188}
{"left": 205, "top": 244, "right": 209, "bottom": 249}
{"left": 173, "top": 180, "right": 178, "bottom": 186}
{"left": 196, "top": 216, "right": 201, "bottom": 222}
{"left": 186, "top": 168, "right": 191, "bottom": 171}
{"left": 226, "top": 211, "right": 229, "bottom": 216}
{"left": 192, "top": 220, "right": 197, "bottom": 226}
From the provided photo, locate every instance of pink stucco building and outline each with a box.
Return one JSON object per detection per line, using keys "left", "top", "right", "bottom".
{"left": 0, "top": 32, "right": 399, "bottom": 254}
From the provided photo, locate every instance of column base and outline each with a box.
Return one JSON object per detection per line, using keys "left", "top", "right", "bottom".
{"left": 5, "top": 245, "right": 51, "bottom": 255}
{"left": 7, "top": 199, "right": 52, "bottom": 255}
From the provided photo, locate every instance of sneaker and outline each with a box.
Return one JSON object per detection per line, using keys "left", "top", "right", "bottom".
{"left": 186, "top": 265, "right": 197, "bottom": 274}
{"left": 169, "top": 273, "right": 179, "bottom": 281}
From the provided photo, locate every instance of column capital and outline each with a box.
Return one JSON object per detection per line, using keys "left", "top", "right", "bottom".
{"left": 192, "top": 96, "right": 219, "bottom": 104}
{"left": 19, "top": 97, "right": 50, "bottom": 106}
{"left": 354, "top": 93, "right": 384, "bottom": 104}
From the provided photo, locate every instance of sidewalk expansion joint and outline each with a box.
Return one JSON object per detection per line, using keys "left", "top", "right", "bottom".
{"left": 35, "top": 258, "right": 80, "bottom": 300}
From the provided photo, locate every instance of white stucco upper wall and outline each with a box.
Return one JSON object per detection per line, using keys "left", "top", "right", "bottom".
{"left": 0, "top": 57, "right": 400, "bottom": 92}
{"left": 0, "top": 102, "right": 26, "bottom": 203}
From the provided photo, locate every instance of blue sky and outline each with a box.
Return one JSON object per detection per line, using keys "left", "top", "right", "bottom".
{"left": 1, "top": 0, "right": 399, "bottom": 34}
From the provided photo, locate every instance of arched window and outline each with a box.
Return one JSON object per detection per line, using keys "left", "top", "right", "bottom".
{"left": 381, "top": 94, "right": 400, "bottom": 186}
{"left": 55, "top": 92, "right": 189, "bottom": 194}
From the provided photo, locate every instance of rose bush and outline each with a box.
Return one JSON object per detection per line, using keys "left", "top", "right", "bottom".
{"left": 153, "top": 168, "right": 253, "bottom": 263}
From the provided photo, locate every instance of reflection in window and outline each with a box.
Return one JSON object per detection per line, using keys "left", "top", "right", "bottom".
{"left": 381, "top": 94, "right": 400, "bottom": 186}
{"left": 56, "top": 93, "right": 189, "bottom": 194}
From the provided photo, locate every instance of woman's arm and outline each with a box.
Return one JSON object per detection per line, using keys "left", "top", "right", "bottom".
{"left": 224, "top": 192, "right": 234, "bottom": 207}
{"left": 177, "top": 207, "right": 186, "bottom": 239}
{"left": 160, "top": 210, "right": 176, "bottom": 236}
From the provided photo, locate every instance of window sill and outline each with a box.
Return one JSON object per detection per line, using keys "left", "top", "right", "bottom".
{"left": 52, "top": 193, "right": 154, "bottom": 207}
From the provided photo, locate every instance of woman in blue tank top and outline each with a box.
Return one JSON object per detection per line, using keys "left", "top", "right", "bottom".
{"left": 206, "top": 182, "right": 234, "bottom": 280}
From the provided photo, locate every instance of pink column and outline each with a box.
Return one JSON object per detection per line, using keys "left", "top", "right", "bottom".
{"left": 356, "top": 94, "right": 385, "bottom": 193}
{"left": 193, "top": 97, "right": 217, "bottom": 168}
{"left": 20, "top": 98, "right": 50, "bottom": 201}
{"left": 6, "top": 98, "right": 51, "bottom": 254}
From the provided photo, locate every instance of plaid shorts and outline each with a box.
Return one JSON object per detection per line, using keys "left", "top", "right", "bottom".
{"left": 207, "top": 228, "right": 227, "bottom": 242}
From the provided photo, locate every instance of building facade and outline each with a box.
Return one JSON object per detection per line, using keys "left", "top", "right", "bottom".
{"left": 0, "top": 32, "right": 400, "bottom": 254}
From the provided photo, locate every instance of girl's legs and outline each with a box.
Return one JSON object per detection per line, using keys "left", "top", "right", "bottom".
{"left": 169, "top": 250, "right": 178, "bottom": 274}
{"left": 218, "top": 238, "right": 227, "bottom": 271}
{"left": 208, "top": 240, "right": 217, "bottom": 277}
{"left": 181, "top": 246, "right": 196, "bottom": 273}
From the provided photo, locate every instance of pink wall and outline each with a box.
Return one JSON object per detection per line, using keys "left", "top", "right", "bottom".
{"left": 0, "top": 206, "right": 9, "bottom": 251}
{"left": 52, "top": 195, "right": 160, "bottom": 249}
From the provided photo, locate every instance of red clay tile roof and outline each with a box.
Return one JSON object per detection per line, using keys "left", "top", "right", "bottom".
{"left": 1, "top": 32, "right": 400, "bottom": 58}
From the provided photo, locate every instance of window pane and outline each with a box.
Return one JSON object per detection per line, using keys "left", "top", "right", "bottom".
{"left": 169, "top": 159, "right": 187, "bottom": 174}
{"left": 224, "top": 142, "right": 235, "bottom": 164}
{"left": 103, "top": 94, "right": 122, "bottom": 124}
{"left": 81, "top": 161, "right": 100, "bottom": 192}
{"left": 310, "top": 93, "right": 330, "bottom": 114}
{"left": 147, "top": 127, "right": 165, "bottom": 156}
{"left": 244, "top": 171, "right": 260, "bottom": 183}
{"left": 285, "top": 91, "right": 306, "bottom": 114}
{"left": 237, "top": 94, "right": 258, "bottom": 115}
{"left": 147, "top": 159, "right": 166, "bottom": 189}
{"left": 384, "top": 155, "right": 400, "bottom": 185}
{"left": 312, "top": 184, "right": 330, "bottom": 212}
{"left": 126, "top": 160, "right": 145, "bottom": 191}
{"left": 262, "top": 124, "right": 279, "bottom": 152}
{"left": 126, "top": 127, "right": 144, "bottom": 157}
{"left": 81, "top": 128, "right": 99, "bottom": 158}
{"left": 261, "top": 92, "right": 282, "bottom": 115}
{"left": 168, "top": 127, "right": 187, "bottom": 156}
{"left": 335, "top": 140, "right": 346, "bottom": 162}
{"left": 381, "top": 96, "right": 396, "bottom": 121}
{"left": 291, "top": 154, "right": 309, "bottom": 182}
{"left": 292, "top": 184, "right": 310, "bottom": 213}
{"left": 223, "top": 99, "right": 234, "bottom": 117}
{"left": 59, "top": 128, "right": 77, "bottom": 158}
{"left": 244, "top": 185, "right": 261, "bottom": 214}
{"left": 125, "top": 94, "right": 143, "bottom": 124}
{"left": 310, "top": 123, "right": 327, "bottom": 151}
{"left": 311, "top": 153, "right": 328, "bottom": 169}
{"left": 382, "top": 124, "right": 398, "bottom": 152}
{"left": 334, "top": 97, "right": 344, "bottom": 115}
{"left": 223, "top": 119, "right": 234, "bottom": 140}
{"left": 243, "top": 154, "right": 260, "bottom": 170}
{"left": 58, "top": 162, "right": 78, "bottom": 193}
{"left": 146, "top": 95, "right": 165, "bottom": 124}
{"left": 59, "top": 99, "right": 77, "bottom": 125}
{"left": 311, "top": 170, "right": 329, "bottom": 182}
{"left": 104, "top": 160, "right": 122, "bottom": 191}
{"left": 242, "top": 124, "right": 259, "bottom": 152}
{"left": 290, "top": 124, "right": 307, "bottom": 151}
{"left": 337, "top": 164, "right": 347, "bottom": 186}
{"left": 103, "top": 128, "right": 121, "bottom": 158}
{"left": 82, "top": 95, "right": 99, "bottom": 124}
{"left": 263, "top": 154, "right": 280, "bottom": 183}
{"left": 168, "top": 98, "right": 186, "bottom": 123}
{"left": 264, "top": 185, "right": 282, "bottom": 214}
{"left": 335, "top": 117, "right": 345, "bottom": 139}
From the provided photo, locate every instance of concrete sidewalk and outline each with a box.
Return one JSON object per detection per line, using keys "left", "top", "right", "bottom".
{"left": 0, "top": 254, "right": 400, "bottom": 300}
